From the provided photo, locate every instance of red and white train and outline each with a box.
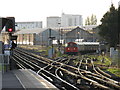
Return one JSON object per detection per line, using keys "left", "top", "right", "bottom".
{"left": 65, "top": 42, "right": 106, "bottom": 55}
{"left": 65, "top": 42, "right": 78, "bottom": 55}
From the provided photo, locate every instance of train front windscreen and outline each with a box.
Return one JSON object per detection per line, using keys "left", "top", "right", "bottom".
{"left": 65, "top": 42, "right": 78, "bottom": 55}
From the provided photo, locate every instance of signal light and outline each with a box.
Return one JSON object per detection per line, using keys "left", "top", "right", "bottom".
{"left": 8, "top": 28, "right": 13, "bottom": 32}
{"left": 5, "top": 17, "right": 15, "bottom": 33}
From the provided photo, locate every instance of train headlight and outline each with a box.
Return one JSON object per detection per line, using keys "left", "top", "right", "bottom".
{"left": 68, "top": 48, "right": 70, "bottom": 50}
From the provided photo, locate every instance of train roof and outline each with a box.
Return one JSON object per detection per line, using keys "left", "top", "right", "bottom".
{"left": 75, "top": 42, "right": 100, "bottom": 45}
{"left": 68, "top": 42, "right": 77, "bottom": 44}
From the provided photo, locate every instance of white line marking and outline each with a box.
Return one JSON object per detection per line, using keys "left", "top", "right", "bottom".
{"left": 14, "top": 73, "right": 26, "bottom": 89}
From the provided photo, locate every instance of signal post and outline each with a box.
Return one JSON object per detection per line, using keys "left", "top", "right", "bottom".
{"left": 5, "top": 17, "right": 15, "bottom": 44}
{"left": 1, "top": 17, "right": 17, "bottom": 70}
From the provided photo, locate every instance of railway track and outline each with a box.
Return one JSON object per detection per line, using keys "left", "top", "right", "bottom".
{"left": 11, "top": 47, "right": 120, "bottom": 90}
{"left": 77, "top": 57, "right": 120, "bottom": 89}
{"left": 12, "top": 48, "right": 79, "bottom": 89}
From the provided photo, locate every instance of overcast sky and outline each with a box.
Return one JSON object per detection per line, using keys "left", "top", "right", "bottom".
{"left": 0, "top": 0, "right": 119, "bottom": 27}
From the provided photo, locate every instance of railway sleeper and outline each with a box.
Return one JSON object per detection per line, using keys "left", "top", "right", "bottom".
{"left": 96, "top": 67, "right": 112, "bottom": 78}
{"left": 80, "top": 76, "right": 111, "bottom": 89}
{"left": 39, "top": 69, "right": 79, "bottom": 90}
{"left": 86, "top": 74, "right": 120, "bottom": 89}
{"left": 13, "top": 54, "right": 35, "bottom": 70}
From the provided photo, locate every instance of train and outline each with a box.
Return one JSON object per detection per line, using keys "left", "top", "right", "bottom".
{"left": 65, "top": 42, "right": 106, "bottom": 55}
{"left": 65, "top": 42, "right": 78, "bottom": 55}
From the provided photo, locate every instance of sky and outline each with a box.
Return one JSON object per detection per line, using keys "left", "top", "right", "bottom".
{"left": 0, "top": 0, "right": 119, "bottom": 27}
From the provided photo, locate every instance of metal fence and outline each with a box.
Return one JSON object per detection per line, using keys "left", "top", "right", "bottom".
{"left": 0, "top": 54, "right": 10, "bottom": 90}
{"left": 0, "top": 54, "right": 10, "bottom": 73}
{"left": 111, "top": 50, "right": 120, "bottom": 68}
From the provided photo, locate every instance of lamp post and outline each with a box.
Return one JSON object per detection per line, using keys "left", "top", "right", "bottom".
{"left": 58, "top": 22, "right": 61, "bottom": 53}
{"left": 49, "top": 36, "right": 55, "bottom": 58}
{"left": 78, "top": 32, "right": 80, "bottom": 42}
{"left": 58, "top": 22, "right": 61, "bottom": 40}
{"left": 49, "top": 28, "right": 56, "bottom": 58}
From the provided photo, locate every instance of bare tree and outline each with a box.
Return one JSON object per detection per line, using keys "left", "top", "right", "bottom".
{"left": 85, "top": 14, "right": 97, "bottom": 25}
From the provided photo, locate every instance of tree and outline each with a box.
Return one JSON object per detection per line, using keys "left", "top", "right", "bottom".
{"left": 91, "top": 14, "right": 97, "bottom": 25}
{"left": 118, "top": 6, "right": 120, "bottom": 45}
{"left": 98, "top": 4, "right": 118, "bottom": 48}
{"left": 85, "top": 17, "right": 90, "bottom": 25}
{"left": 85, "top": 14, "right": 97, "bottom": 25}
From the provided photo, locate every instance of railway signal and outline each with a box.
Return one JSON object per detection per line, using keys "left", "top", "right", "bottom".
{"left": 6, "top": 17, "right": 15, "bottom": 33}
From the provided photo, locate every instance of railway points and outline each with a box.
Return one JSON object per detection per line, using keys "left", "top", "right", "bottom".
{"left": 0, "top": 37, "right": 120, "bottom": 89}
{"left": 5, "top": 47, "right": 119, "bottom": 89}
{"left": 1, "top": 4, "right": 120, "bottom": 89}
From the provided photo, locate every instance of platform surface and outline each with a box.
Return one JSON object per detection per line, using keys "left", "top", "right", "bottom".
{"left": 2, "top": 70, "right": 24, "bottom": 89}
{"left": 2, "top": 69, "right": 58, "bottom": 90}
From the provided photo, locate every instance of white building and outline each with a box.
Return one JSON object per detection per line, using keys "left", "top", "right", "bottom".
{"left": 16, "top": 21, "right": 42, "bottom": 30}
{"left": 61, "top": 13, "right": 83, "bottom": 27}
{"left": 47, "top": 13, "right": 83, "bottom": 28}
{"left": 47, "top": 16, "right": 61, "bottom": 28}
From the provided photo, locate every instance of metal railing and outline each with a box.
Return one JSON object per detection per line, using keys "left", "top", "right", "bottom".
{"left": 0, "top": 54, "right": 10, "bottom": 73}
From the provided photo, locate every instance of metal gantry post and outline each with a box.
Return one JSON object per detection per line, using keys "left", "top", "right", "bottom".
{"left": 78, "top": 32, "right": 80, "bottom": 42}
{"left": 58, "top": 23, "right": 61, "bottom": 53}
{"left": 49, "top": 28, "right": 55, "bottom": 58}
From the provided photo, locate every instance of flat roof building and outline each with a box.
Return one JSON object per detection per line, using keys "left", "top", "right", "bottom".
{"left": 61, "top": 13, "right": 83, "bottom": 27}
{"left": 47, "top": 13, "right": 83, "bottom": 28}
{"left": 47, "top": 16, "right": 61, "bottom": 28}
{"left": 16, "top": 21, "right": 42, "bottom": 30}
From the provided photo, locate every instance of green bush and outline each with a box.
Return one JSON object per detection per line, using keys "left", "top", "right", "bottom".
{"left": 107, "top": 68, "right": 120, "bottom": 77}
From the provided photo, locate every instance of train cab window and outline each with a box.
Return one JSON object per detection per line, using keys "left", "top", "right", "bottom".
{"left": 67, "top": 43, "right": 77, "bottom": 47}
{"left": 69, "top": 43, "right": 73, "bottom": 47}
{"left": 73, "top": 44, "right": 77, "bottom": 47}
